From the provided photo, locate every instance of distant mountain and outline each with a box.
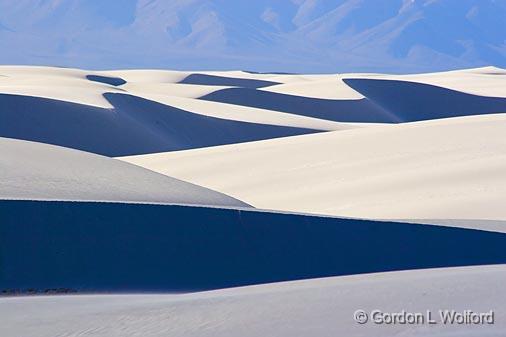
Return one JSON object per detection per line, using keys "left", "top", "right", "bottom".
{"left": 0, "top": 0, "right": 505, "bottom": 72}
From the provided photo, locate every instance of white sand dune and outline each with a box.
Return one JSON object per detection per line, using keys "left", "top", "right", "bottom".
{"left": 2, "top": 64, "right": 506, "bottom": 337}
{"left": 200, "top": 68, "right": 506, "bottom": 123}
{"left": 2, "top": 66, "right": 370, "bottom": 156}
{"left": 104, "top": 69, "right": 288, "bottom": 84}
{"left": 0, "top": 137, "right": 248, "bottom": 208}
{"left": 121, "top": 114, "right": 506, "bottom": 222}
{"left": 119, "top": 81, "right": 230, "bottom": 99}
{"left": 1, "top": 265, "right": 504, "bottom": 337}
{"left": 0, "top": 90, "right": 323, "bottom": 156}
{"left": 114, "top": 71, "right": 364, "bottom": 130}
{"left": 2, "top": 66, "right": 505, "bottom": 158}
{"left": 3, "top": 65, "right": 506, "bottom": 217}
{"left": 342, "top": 66, "right": 506, "bottom": 98}
{"left": 262, "top": 74, "right": 364, "bottom": 100}
{"left": 123, "top": 92, "right": 359, "bottom": 131}
{"left": 0, "top": 66, "right": 121, "bottom": 108}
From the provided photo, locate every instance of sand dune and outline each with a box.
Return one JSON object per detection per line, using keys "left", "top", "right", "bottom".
{"left": 4, "top": 199, "right": 506, "bottom": 293}
{"left": 3, "top": 66, "right": 505, "bottom": 158}
{"left": 0, "top": 66, "right": 120, "bottom": 108}
{"left": 0, "top": 92, "right": 320, "bottom": 156}
{"left": 103, "top": 69, "right": 286, "bottom": 84}
{"left": 262, "top": 74, "right": 364, "bottom": 99}
{"left": 179, "top": 73, "right": 280, "bottom": 88}
{"left": 3, "top": 66, "right": 378, "bottom": 155}
{"left": 198, "top": 67, "right": 506, "bottom": 123}
{"left": 119, "top": 81, "right": 230, "bottom": 99}
{"left": 121, "top": 114, "right": 506, "bottom": 222}
{"left": 1, "top": 265, "right": 504, "bottom": 337}
{"left": 0, "top": 137, "right": 247, "bottom": 207}
{"left": 123, "top": 93, "right": 360, "bottom": 131}
{"left": 86, "top": 74, "right": 126, "bottom": 86}
{"left": 4, "top": 65, "right": 506, "bottom": 221}
{"left": 200, "top": 88, "right": 396, "bottom": 123}
{"left": 344, "top": 78, "right": 506, "bottom": 122}
{"left": 343, "top": 66, "right": 506, "bottom": 98}
{"left": 1, "top": 65, "right": 506, "bottom": 337}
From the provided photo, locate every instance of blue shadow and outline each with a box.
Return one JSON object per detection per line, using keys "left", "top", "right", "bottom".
{"left": 343, "top": 78, "right": 506, "bottom": 122}
{"left": 86, "top": 75, "right": 126, "bottom": 86}
{"left": 1, "top": 200, "right": 505, "bottom": 293}
{"left": 179, "top": 73, "right": 279, "bottom": 88}
{"left": 0, "top": 93, "right": 319, "bottom": 156}
{"left": 200, "top": 88, "right": 398, "bottom": 122}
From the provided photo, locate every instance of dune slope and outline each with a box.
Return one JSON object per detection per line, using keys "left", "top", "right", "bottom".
{"left": 1, "top": 265, "right": 505, "bottom": 337}
{"left": 1, "top": 64, "right": 506, "bottom": 337}
{"left": 200, "top": 88, "right": 396, "bottom": 123}
{"left": 2, "top": 199, "right": 506, "bottom": 292}
{"left": 121, "top": 114, "right": 506, "bottom": 221}
{"left": 3, "top": 66, "right": 382, "bottom": 156}
{"left": 0, "top": 137, "right": 248, "bottom": 207}
{"left": 344, "top": 78, "right": 506, "bottom": 122}
{"left": 0, "top": 93, "right": 320, "bottom": 156}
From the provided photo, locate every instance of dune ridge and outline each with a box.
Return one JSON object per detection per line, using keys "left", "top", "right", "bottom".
{"left": 1, "top": 265, "right": 505, "bottom": 337}
{"left": 0, "top": 137, "right": 248, "bottom": 208}
{"left": 3, "top": 66, "right": 506, "bottom": 158}
{"left": 2, "top": 199, "right": 506, "bottom": 293}
{"left": 0, "top": 93, "right": 320, "bottom": 156}
{"left": 2, "top": 65, "right": 506, "bottom": 337}
{"left": 121, "top": 113, "right": 506, "bottom": 223}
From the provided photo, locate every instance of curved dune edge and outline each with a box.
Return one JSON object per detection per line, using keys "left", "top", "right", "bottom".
{"left": 1, "top": 265, "right": 505, "bottom": 337}
{"left": 2, "top": 65, "right": 505, "bottom": 157}
{"left": 0, "top": 92, "right": 321, "bottom": 156}
{"left": 120, "top": 91, "right": 361, "bottom": 131}
{"left": 120, "top": 114, "right": 506, "bottom": 224}
{"left": 0, "top": 137, "right": 249, "bottom": 208}
{"left": 1, "top": 64, "right": 505, "bottom": 337}
{"left": 342, "top": 66, "right": 506, "bottom": 98}
{"left": 342, "top": 77, "right": 506, "bottom": 122}
{"left": 2, "top": 199, "right": 506, "bottom": 292}
{"left": 393, "top": 219, "right": 506, "bottom": 234}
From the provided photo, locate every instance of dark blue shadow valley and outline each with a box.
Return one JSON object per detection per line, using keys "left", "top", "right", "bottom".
{"left": 1, "top": 200, "right": 505, "bottom": 293}
{"left": 0, "top": 93, "right": 318, "bottom": 156}
{"left": 343, "top": 78, "right": 506, "bottom": 121}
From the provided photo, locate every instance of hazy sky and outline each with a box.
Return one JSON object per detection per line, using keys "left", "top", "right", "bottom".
{"left": 0, "top": 0, "right": 505, "bottom": 73}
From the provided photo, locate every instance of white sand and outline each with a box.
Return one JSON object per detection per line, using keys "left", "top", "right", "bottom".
{"left": 342, "top": 66, "right": 506, "bottom": 98}
{"left": 3, "top": 64, "right": 506, "bottom": 220}
{"left": 0, "top": 66, "right": 121, "bottom": 108}
{"left": 103, "top": 69, "right": 287, "bottom": 83}
{"left": 1, "top": 265, "right": 504, "bottom": 337}
{"left": 261, "top": 74, "right": 364, "bottom": 99}
{"left": 0, "top": 137, "right": 248, "bottom": 207}
{"left": 121, "top": 114, "right": 506, "bottom": 222}
{"left": 0, "top": 66, "right": 364, "bottom": 141}
{"left": 2, "top": 65, "right": 503, "bottom": 135}
{"left": 123, "top": 92, "right": 358, "bottom": 131}
{"left": 119, "top": 82, "right": 230, "bottom": 98}
{"left": 2, "top": 65, "right": 506, "bottom": 337}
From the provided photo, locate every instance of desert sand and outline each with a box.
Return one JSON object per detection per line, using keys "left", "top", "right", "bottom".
{"left": 122, "top": 113, "right": 506, "bottom": 222}
{"left": 0, "top": 137, "right": 248, "bottom": 207}
{"left": 1, "top": 265, "right": 504, "bottom": 337}
{"left": 1, "top": 65, "right": 506, "bottom": 337}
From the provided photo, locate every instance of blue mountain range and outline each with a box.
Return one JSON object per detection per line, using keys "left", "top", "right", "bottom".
{"left": 0, "top": 0, "right": 505, "bottom": 72}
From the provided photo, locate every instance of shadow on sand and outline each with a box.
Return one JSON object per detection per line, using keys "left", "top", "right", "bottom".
{"left": 1, "top": 200, "right": 506, "bottom": 293}
{"left": 86, "top": 75, "right": 126, "bottom": 86}
{"left": 200, "top": 87, "right": 398, "bottom": 122}
{"left": 343, "top": 78, "right": 506, "bottom": 122}
{"left": 0, "top": 93, "right": 319, "bottom": 156}
{"left": 179, "top": 73, "right": 280, "bottom": 88}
